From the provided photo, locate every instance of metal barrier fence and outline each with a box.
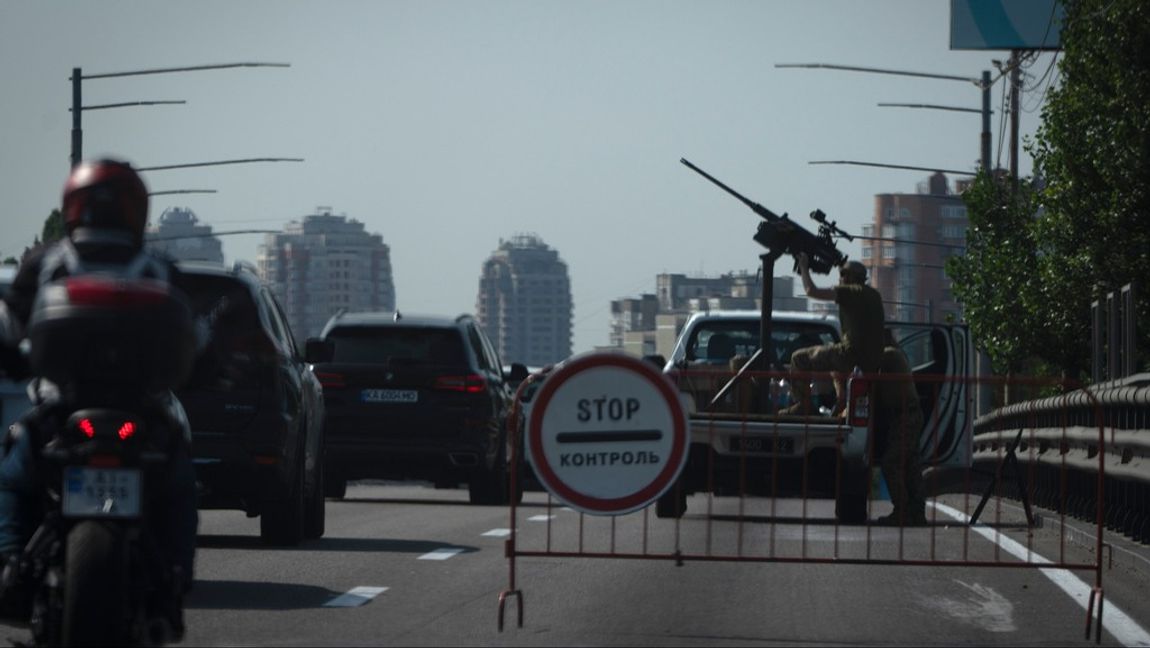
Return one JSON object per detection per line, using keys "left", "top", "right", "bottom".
{"left": 497, "top": 367, "right": 1109, "bottom": 643}
{"left": 971, "top": 373, "right": 1150, "bottom": 544}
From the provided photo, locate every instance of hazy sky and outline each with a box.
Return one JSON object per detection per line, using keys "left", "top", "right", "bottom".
{"left": 0, "top": 1, "right": 1057, "bottom": 354}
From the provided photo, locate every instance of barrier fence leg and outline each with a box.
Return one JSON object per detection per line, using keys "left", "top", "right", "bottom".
{"left": 498, "top": 590, "right": 524, "bottom": 632}
{"left": 1084, "top": 586, "right": 1105, "bottom": 643}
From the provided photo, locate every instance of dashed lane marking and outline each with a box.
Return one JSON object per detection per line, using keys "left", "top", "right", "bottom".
{"left": 482, "top": 528, "right": 513, "bottom": 537}
{"left": 323, "top": 586, "right": 388, "bottom": 608}
{"left": 418, "top": 547, "right": 465, "bottom": 560}
{"left": 528, "top": 514, "right": 555, "bottom": 522}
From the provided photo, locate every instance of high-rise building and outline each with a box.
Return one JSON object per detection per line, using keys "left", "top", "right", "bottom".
{"left": 257, "top": 209, "right": 395, "bottom": 340}
{"left": 476, "top": 233, "right": 572, "bottom": 367}
{"left": 862, "top": 173, "right": 969, "bottom": 323}
{"left": 145, "top": 207, "right": 224, "bottom": 264}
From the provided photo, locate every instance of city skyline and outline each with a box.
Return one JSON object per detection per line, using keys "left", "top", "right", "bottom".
{"left": 0, "top": 1, "right": 1057, "bottom": 353}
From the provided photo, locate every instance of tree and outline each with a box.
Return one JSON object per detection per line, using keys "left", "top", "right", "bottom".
{"left": 946, "top": 172, "right": 1043, "bottom": 376}
{"left": 41, "top": 209, "right": 65, "bottom": 244}
{"left": 950, "top": 0, "right": 1150, "bottom": 383}
{"left": 1030, "top": 0, "right": 1150, "bottom": 379}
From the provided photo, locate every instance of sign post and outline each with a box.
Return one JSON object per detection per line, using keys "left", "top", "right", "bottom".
{"left": 525, "top": 352, "right": 688, "bottom": 516}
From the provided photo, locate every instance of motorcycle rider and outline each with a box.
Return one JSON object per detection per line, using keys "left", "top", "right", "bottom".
{"left": 0, "top": 159, "right": 198, "bottom": 637}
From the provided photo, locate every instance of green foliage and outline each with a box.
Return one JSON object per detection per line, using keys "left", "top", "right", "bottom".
{"left": 950, "top": 0, "right": 1150, "bottom": 381}
{"left": 946, "top": 172, "right": 1043, "bottom": 375}
{"left": 1031, "top": 0, "right": 1150, "bottom": 378}
{"left": 41, "top": 209, "right": 65, "bottom": 244}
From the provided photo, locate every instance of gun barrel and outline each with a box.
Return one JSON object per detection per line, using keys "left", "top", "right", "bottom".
{"left": 680, "top": 158, "right": 780, "bottom": 221}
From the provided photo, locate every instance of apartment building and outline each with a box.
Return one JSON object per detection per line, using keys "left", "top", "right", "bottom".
{"left": 476, "top": 233, "right": 573, "bottom": 367}
{"left": 145, "top": 207, "right": 224, "bottom": 264}
{"left": 257, "top": 209, "right": 395, "bottom": 340}
{"left": 862, "top": 173, "right": 969, "bottom": 323}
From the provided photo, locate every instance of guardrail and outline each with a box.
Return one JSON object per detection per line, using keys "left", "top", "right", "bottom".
{"left": 969, "top": 373, "right": 1150, "bottom": 544}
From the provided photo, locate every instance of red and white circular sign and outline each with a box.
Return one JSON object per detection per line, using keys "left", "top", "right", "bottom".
{"left": 526, "top": 352, "right": 688, "bottom": 515}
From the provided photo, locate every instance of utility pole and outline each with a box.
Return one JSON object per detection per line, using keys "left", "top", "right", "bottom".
{"left": 1009, "top": 51, "right": 1021, "bottom": 185}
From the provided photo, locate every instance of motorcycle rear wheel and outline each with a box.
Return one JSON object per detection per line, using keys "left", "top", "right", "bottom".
{"left": 63, "top": 521, "right": 128, "bottom": 646}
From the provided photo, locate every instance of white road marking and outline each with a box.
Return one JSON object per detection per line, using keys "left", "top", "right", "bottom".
{"left": 418, "top": 547, "right": 465, "bottom": 560}
{"left": 923, "top": 580, "right": 1016, "bottom": 632}
{"left": 528, "top": 514, "right": 555, "bottom": 522}
{"left": 931, "top": 502, "right": 1150, "bottom": 647}
{"left": 323, "top": 586, "right": 388, "bottom": 608}
{"left": 482, "top": 528, "right": 513, "bottom": 537}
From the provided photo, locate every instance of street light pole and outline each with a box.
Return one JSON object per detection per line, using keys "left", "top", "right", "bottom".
{"left": 776, "top": 63, "right": 997, "bottom": 173}
{"left": 69, "top": 62, "right": 290, "bottom": 167}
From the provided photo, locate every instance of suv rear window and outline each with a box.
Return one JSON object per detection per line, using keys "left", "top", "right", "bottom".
{"left": 178, "top": 273, "right": 264, "bottom": 389}
{"left": 326, "top": 326, "right": 466, "bottom": 365}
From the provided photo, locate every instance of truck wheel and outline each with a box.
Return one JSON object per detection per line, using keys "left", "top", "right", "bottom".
{"left": 655, "top": 483, "right": 687, "bottom": 519}
{"left": 261, "top": 458, "right": 305, "bottom": 546}
{"left": 835, "top": 463, "right": 869, "bottom": 524}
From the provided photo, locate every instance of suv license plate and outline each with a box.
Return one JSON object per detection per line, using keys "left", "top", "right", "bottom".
{"left": 729, "top": 436, "right": 795, "bottom": 455}
{"left": 362, "top": 389, "right": 418, "bottom": 403}
{"left": 62, "top": 467, "right": 142, "bottom": 518}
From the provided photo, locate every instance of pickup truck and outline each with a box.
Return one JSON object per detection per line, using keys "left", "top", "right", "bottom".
{"left": 656, "top": 309, "right": 972, "bottom": 522}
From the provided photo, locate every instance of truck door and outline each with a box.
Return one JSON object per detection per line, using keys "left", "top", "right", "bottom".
{"left": 886, "top": 322, "right": 972, "bottom": 469}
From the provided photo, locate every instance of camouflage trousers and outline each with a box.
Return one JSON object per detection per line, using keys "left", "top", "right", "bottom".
{"left": 878, "top": 406, "right": 926, "bottom": 519}
{"left": 788, "top": 342, "right": 855, "bottom": 414}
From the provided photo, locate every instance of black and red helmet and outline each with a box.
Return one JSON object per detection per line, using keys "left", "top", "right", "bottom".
{"left": 61, "top": 159, "right": 149, "bottom": 244}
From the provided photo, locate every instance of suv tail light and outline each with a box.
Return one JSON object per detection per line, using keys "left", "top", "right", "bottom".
{"left": 435, "top": 374, "right": 486, "bottom": 393}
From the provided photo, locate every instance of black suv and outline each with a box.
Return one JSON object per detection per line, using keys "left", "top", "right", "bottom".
{"left": 175, "top": 261, "right": 326, "bottom": 545}
{"left": 309, "top": 311, "right": 527, "bottom": 504}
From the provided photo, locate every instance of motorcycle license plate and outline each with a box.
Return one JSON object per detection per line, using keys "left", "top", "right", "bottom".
{"left": 62, "top": 467, "right": 142, "bottom": 518}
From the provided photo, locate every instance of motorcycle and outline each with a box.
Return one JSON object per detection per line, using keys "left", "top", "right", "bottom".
{"left": 10, "top": 272, "right": 196, "bottom": 645}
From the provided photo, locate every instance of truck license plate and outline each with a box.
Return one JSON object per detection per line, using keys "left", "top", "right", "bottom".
{"left": 62, "top": 467, "right": 142, "bottom": 518}
{"left": 362, "top": 389, "right": 418, "bottom": 403}
{"left": 729, "top": 437, "right": 795, "bottom": 455}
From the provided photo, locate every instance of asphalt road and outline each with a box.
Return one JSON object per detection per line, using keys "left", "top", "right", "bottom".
{"left": 2, "top": 484, "right": 1148, "bottom": 646}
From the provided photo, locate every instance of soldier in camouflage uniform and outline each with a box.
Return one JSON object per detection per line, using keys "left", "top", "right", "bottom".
{"left": 783, "top": 254, "right": 885, "bottom": 416}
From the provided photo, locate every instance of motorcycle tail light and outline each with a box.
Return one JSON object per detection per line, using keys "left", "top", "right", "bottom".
{"left": 65, "top": 276, "right": 170, "bottom": 306}
{"left": 78, "top": 418, "right": 96, "bottom": 438}
{"left": 118, "top": 421, "right": 136, "bottom": 441}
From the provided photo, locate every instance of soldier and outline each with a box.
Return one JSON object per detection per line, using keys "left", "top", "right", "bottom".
{"left": 782, "top": 253, "right": 885, "bottom": 416}
{"left": 874, "top": 329, "right": 927, "bottom": 526}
